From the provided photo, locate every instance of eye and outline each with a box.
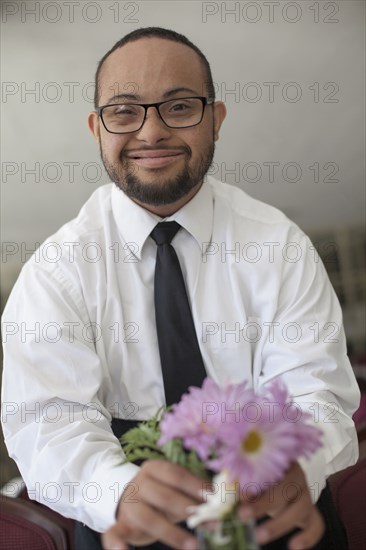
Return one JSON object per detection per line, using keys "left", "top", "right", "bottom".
{"left": 169, "top": 102, "right": 191, "bottom": 112}
{"left": 114, "top": 105, "right": 139, "bottom": 116}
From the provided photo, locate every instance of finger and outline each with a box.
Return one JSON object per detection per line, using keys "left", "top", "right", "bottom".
{"left": 239, "top": 482, "right": 305, "bottom": 521}
{"left": 104, "top": 515, "right": 156, "bottom": 547}
{"left": 238, "top": 464, "right": 306, "bottom": 520}
{"left": 253, "top": 497, "right": 316, "bottom": 545}
{"left": 141, "top": 460, "right": 210, "bottom": 502}
{"left": 136, "top": 475, "right": 201, "bottom": 523}
{"left": 122, "top": 499, "right": 198, "bottom": 550}
{"left": 101, "top": 523, "right": 131, "bottom": 550}
{"left": 288, "top": 508, "right": 325, "bottom": 550}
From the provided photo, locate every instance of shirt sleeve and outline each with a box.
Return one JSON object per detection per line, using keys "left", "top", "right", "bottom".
{"left": 1, "top": 260, "right": 139, "bottom": 532}
{"left": 254, "top": 231, "right": 360, "bottom": 501}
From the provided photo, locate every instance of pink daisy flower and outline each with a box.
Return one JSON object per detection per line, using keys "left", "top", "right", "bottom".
{"left": 265, "top": 380, "right": 322, "bottom": 459}
{"left": 158, "top": 377, "right": 251, "bottom": 460}
{"left": 208, "top": 380, "right": 322, "bottom": 488}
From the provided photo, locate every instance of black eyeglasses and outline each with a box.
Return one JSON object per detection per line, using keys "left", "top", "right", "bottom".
{"left": 96, "top": 97, "right": 214, "bottom": 134}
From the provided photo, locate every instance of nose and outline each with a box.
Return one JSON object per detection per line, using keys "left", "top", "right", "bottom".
{"left": 136, "top": 105, "right": 171, "bottom": 144}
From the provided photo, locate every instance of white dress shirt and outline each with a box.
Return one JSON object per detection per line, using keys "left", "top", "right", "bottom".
{"left": 1, "top": 176, "right": 360, "bottom": 532}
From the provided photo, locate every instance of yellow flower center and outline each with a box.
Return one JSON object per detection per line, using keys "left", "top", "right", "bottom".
{"left": 242, "top": 430, "right": 262, "bottom": 453}
{"left": 200, "top": 421, "right": 212, "bottom": 434}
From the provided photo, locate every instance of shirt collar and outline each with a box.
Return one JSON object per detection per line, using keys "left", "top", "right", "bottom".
{"left": 111, "top": 180, "right": 213, "bottom": 260}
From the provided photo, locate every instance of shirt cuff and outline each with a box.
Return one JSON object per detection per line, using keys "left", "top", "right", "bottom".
{"left": 298, "top": 448, "right": 327, "bottom": 504}
{"left": 80, "top": 461, "right": 140, "bottom": 532}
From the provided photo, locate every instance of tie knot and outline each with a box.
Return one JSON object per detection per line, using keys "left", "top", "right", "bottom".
{"left": 151, "top": 221, "right": 181, "bottom": 246}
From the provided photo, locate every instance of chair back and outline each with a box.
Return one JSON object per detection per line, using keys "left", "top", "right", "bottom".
{"left": 0, "top": 495, "right": 69, "bottom": 550}
{"left": 329, "top": 424, "right": 366, "bottom": 550}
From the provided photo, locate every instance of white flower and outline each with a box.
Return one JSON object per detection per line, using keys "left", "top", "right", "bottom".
{"left": 186, "top": 471, "right": 238, "bottom": 529}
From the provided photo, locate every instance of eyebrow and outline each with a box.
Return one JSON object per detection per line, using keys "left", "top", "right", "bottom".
{"left": 104, "top": 86, "right": 201, "bottom": 105}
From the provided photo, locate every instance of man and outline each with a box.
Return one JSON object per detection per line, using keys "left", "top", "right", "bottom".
{"left": 1, "top": 27, "right": 360, "bottom": 550}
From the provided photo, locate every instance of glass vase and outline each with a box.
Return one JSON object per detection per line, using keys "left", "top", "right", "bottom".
{"left": 196, "top": 518, "right": 259, "bottom": 550}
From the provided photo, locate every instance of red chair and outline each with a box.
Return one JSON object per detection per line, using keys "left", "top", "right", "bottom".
{"left": 19, "top": 486, "right": 75, "bottom": 545}
{"left": 329, "top": 457, "right": 366, "bottom": 550}
{"left": 328, "top": 424, "right": 366, "bottom": 550}
{"left": 0, "top": 494, "right": 71, "bottom": 550}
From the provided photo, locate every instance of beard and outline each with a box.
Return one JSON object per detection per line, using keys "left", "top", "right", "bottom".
{"left": 100, "top": 139, "right": 215, "bottom": 206}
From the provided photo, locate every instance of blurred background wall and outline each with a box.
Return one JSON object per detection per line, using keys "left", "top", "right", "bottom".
{"left": 1, "top": 0, "right": 365, "bottom": 479}
{"left": 2, "top": 0, "right": 365, "bottom": 349}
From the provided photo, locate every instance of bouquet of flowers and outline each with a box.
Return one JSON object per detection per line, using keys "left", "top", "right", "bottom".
{"left": 120, "top": 378, "right": 322, "bottom": 549}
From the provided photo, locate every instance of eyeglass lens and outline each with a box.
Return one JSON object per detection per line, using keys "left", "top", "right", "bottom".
{"left": 101, "top": 98, "right": 204, "bottom": 133}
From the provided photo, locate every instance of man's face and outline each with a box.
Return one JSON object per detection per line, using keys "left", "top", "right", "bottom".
{"left": 88, "top": 38, "right": 226, "bottom": 214}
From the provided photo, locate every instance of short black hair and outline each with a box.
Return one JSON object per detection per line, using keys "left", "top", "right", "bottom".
{"left": 94, "top": 27, "right": 215, "bottom": 108}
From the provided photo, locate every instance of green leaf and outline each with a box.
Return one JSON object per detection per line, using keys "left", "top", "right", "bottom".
{"left": 161, "top": 439, "right": 210, "bottom": 479}
{"left": 186, "top": 450, "right": 210, "bottom": 479}
{"left": 121, "top": 447, "right": 165, "bottom": 464}
{"left": 119, "top": 407, "right": 210, "bottom": 481}
{"left": 119, "top": 408, "right": 166, "bottom": 463}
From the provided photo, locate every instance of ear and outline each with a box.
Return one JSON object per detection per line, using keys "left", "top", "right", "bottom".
{"left": 212, "top": 101, "right": 227, "bottom": 142}
{"left": 88, "top": 111, "right": 100, "bottom": 141}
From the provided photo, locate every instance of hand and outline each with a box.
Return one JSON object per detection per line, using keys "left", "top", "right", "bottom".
{"left": 237, "top": 462, "right": 325, "bottom": 550}
{"left": 102, "top": 459, "right": 206, "bottom": 550}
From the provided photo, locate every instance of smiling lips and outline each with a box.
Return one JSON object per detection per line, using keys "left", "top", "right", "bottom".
{"left": 126, "top": 150, "right": 184, "bottom": 168}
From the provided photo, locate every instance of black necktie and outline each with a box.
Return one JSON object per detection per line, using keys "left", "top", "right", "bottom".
{"left": 151, "top": 221, "right": 207, "bottom": 406}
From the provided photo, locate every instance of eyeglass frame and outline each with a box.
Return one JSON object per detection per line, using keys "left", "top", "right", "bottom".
{"left": 96, "top": 96, "right": 215, "bottom": 134}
